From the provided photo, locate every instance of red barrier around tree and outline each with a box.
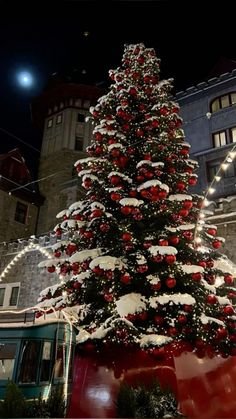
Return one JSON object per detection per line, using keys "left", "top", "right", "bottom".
{"left": 66, "top": 345, "right": 236, "bottom": 418}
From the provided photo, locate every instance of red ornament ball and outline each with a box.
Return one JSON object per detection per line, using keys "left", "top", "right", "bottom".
{"left": 122, "top": 232, "right": 132, "bottom": 241}
{"left": 47, "top": 266, "right": 55, "bottom": 273}
{"left": 166, "top": 277, "right": 176, "bottom": 288}
{"left": 165, "top": 255, "right": 176, "bottom": 264}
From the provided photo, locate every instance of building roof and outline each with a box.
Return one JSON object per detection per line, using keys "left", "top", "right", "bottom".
{"left": 0, "top": 148, "right": 44, "bottom": 205}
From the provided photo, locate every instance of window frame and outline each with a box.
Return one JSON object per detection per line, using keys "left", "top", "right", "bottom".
{"left": 75, "top": 136, "right": 84, "bottom": 151}
{"left": 14, "top": 201, "right": 28, "bottom": 224}
{"left": 0, "top": 282, "right": 20, "bottom": 309}
{"left": 56, "top": 114, "right": 62, "bottom": 125}
{"left": 77, "top": 112, "right": 85, "bottom": 123}
{"left": 47, "top": 118, "right": 53, "bottom": 128}
{"left": 210, "top": 92, "right": 236, "bottom": 113}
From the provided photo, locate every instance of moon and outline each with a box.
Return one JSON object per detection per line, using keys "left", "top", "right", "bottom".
{"left": 17, "top": 71, "right": 34, "bottom": 88}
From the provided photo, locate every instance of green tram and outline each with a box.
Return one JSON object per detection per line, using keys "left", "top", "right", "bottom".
{"left": 0, "top": 311, "right": 76, "bottom": 403}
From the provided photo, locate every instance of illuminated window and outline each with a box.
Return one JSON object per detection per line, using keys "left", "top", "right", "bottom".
{"left": 47, "top": 118, "right": 53, "bottom": 128}
{"left": 210, "top": 93, "right": 236, "bottom": 113}
{"left": 15, "top": 202, "right": 28, "bottom": 224}
{"left": 213, "top": 131, "right": 226, "bottom": 148}
{"left": 56, "top": 114, "right": 62, "bottom": 124}
{"left": 230, "top": 127, "right": 236, "bottom": 143}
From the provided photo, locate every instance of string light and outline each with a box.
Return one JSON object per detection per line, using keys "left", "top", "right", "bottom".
{"left": 0, "top": 243, "right": 52, "bottom": 281}
{"left": 194, "top": 143, "right": 236, "bottom": 246}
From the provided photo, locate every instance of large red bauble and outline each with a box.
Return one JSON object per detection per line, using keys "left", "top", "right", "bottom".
{"left": 165, "top": 255, "right": 176, "bottom": 264}
{"left": 178, "top": 315, "right": 187, "bottom": 324}
{"left": 143, "top": 241, "right": 152, "bottom": 249}
{"left": 152, "top": 255, "right": 163, "bottom": 263}
{"left": 207, "top": 228, "right": 217, "bottom": 236}
{"left": 176, "top": 181, "right": 186, "bottom": 191}
{"left": 137, "top": 265, "right": 148, "bottom": 273}
{"left": 159, "top": 191, "right": 167, "bottom": 199}
{"left": 159, "top": 239, "right": 168, "bottom": 246}
{"left": 84, "top": 179, "right": 92, "bottom": 188}
{"left": 136, "top": 128, "right": 144, "bottom": 137}
{"left": 166, "top": 277, "right": 176, "bottom": 288}
{"left": 206, "top": 259, "right": 214, "bottom": 268}
{"left": 151, "top": 195, "right": 159, "bottom": 202}
{"left": 73, "top": 281, "right": 81, "bottom": 289}
{"left": 188, "top": 177, "right": 197, "bottom": 185}
{"left": 151, "top": 282, "right": 161, "bottom": 291}
{"left": 216, "top": 327, "right": 228, "bottom": 340}
{"left": 104, "top": 293, "right": 113, "bottom": 301}
{"left": 100, "top": 223, "right": 110, "bottom": 232}
{"left": 95, "top": 132, "right": 103, "bottom": 141}
{"left": 160, "top": 106, "right": 168, "bottom": 115}
{"left": 110, "top": 175, "right": 120, "bottom": 185}
{"left": 110, "top": 192, "right": 121, "bottom": 201}
{"left": 228, "top": 291, "right": 236, "bottom": 299}
{"left": 121, "top": 274, "right": 131, "bottom": 284}
{"left": 83, "top": 231, "right": 93, "bottom": 239}
{"left": 180, "top": 148, "right": 189, "bottom": 156}
{"left": 184, "top": 304, "right": 193, "bottom": 312}
{"left": 90, "top": 209, "right": 103, "bottom": 219}
{"left": 168, "top": 327, "right": 178, "bottom": 336}
{"left": 178, "top": 209, "right": 189, "bottom": 217}
{"left": 206, "top": 294, "right": 217, "bottom": 304}
{"left": 139, "top": 311, "right": 148, "bottom": 321}
{"left": 192, "top": 272, "right": 202, "bottom": 281}
{"left": 224, "top": 274, "right": 234, "bottom": 285}
{"left": 55, "top": 228, "right": 62, "bottom": 236}
{"left": 122, "top": 232, "right": 132, "bottom": 241}
{"left": 47, "top": 266, "right": 55, "bottom": 273}
{"left": 169, "top": 236, "right": 179, "bottom": 245}
{"left": 129, "top": 189, "right": 137, "bottom": 197}
{"left": 121, "top": 206, "right": 132, "bottom": 215}
{"left": 54, "top": 250, "right": 61, "bottom": 258}
{"left": 111, "top": 148, "right": 120, "bottom": 158}
{"left": 151, "top": 119, "right": 159, "bottom": 128}
{"left": 183, "top": 200, "right": 193, "bottom": 209}
{"left": 224, "top": 305, "right": 234, "bottom": 315}
{"left": 154, "top": 315, "right": 164, "bottom": 325}
{"left": 198, "top": 260, "right": 207, "bottom": 268}
{"left": 95, "top": 146, "right": 103, "bottom": 154}
{"left": 129, "top": 87, "right": 137, "bottom": 95}
{"left": 212, "top": 240, "right": 222, "bottom": 249}
{"left": 145, "top": 171, "right": 153, "bottom": 179}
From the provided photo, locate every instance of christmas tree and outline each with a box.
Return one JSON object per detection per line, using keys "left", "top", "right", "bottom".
{"left": 38, "top": 43, "right": 236, "bottom": 359}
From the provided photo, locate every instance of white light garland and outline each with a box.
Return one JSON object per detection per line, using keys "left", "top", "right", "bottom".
{"left": 194, "top": 144, "right": 236, "bottom": 246}
{"left": 0, "top": 243, "right": 52, "bottom": 281}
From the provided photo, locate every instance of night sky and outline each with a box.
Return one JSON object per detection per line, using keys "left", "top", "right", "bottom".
{"left": 0, "top": 0, "right": 236, "bottom": 177}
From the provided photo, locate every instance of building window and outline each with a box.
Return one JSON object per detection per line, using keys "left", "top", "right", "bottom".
{"left": 0, "top": 283, "right": 20, "bottom": 309}
{"left": 15, "top": 202, "right": 28, "bottom": 224}
{"left": 56, "top": 114, "right": 62, "bottom": 124}
{"left": 207, "top": 160, "right": 221, "bottom": 182}
{"left": 210, "top": 93, "right": 236, "bottom": 113}
{"left": 77, "top": 113, "right": 85, "bottom": 123}
{"left": 47, "top": 118, "right": 53, "bottom": 128}
{"left": 213, "top": 131, "right": 226, "bottom": 148}
{"left": 0, "top": 288, "right": 5, "bottom": 306}
{"left": 230, "top": 127, "right": 236, "bottom": 143}
{"left": 75, "top": 136, "right": 83, "bottom": 151}
{"left": 9, "top": 287, "right": 20, "bottom": 306}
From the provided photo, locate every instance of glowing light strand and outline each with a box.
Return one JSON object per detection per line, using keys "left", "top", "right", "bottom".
{"left": 194, "top": 144, "right": 236, "bottom": 246}
{"left": 0, "top": 243, "right": 52, "bottom": 281}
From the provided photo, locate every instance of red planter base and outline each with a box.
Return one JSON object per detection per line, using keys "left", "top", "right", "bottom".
{"left": 66, "top": 345, "right": 236, "bottom": 418}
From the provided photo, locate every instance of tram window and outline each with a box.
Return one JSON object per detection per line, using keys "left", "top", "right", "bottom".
{"left": 18, "top": 340, "right": 41, "bottom": 383}
{"left": 0, "top": 343, "right": 16, "bottom": 380}
{"left": 40, "top": 341, "right": 52, "bottom": 382}
{"left": 54, "top": 344, "right": 64, "bottom": 379}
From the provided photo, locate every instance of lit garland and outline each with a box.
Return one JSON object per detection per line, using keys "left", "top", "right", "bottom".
{"left": 194, "top": 144, "right": 236, "bottom": 246}
{"left": 0, "top": 243, "right": 52, "bottom": 281}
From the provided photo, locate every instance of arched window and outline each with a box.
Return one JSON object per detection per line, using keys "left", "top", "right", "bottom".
{"left": 210, "top": 92, "right": 236, "bottom": 113}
